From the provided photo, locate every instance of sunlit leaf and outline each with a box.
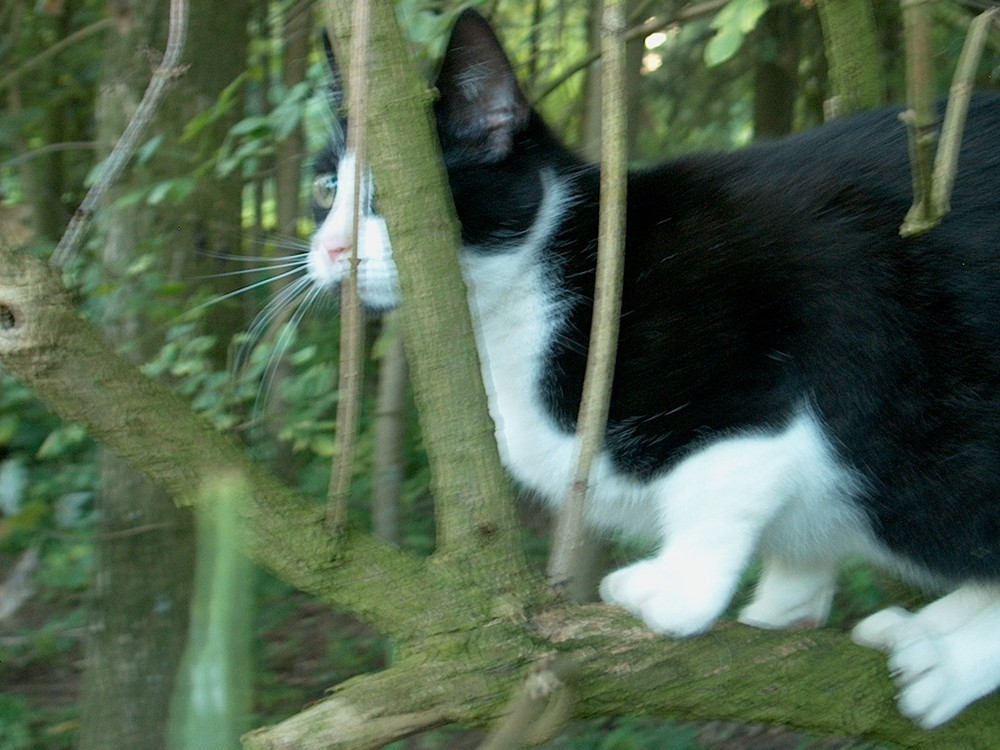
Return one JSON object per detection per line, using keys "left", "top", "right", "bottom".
{"left": 705, "top": 0, "right": 769, "bottom": 67}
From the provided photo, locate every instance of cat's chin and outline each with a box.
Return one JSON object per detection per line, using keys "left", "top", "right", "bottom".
{"left": 307, "top": 265, "right": 401, "bottom": 315}
{"left": 324, "top": 283, "right": 400, "bottom": 316}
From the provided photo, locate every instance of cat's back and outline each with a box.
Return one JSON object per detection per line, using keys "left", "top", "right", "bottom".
{"left": 635, "top": 93, "right": 997, "bottom": 225}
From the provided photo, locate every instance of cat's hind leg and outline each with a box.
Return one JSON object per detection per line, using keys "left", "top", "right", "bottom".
{"left": 738, "top": 557, "right": 837, "bottom": 629}
{"left": 600, "top": 414, "right": 844, "bottom": 637}
{"left": 852, "top": 585, "right": 1000, "bottom": 727}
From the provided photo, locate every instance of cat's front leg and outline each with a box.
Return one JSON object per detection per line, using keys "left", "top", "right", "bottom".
{"left": 738, "top": 557, "right": 837, "bottom": 629}
{"left": 599, "top": 539, "right": 753, "bottom": 637}
{"left": 600, "top": 420, "right": 826, "bottom": 637}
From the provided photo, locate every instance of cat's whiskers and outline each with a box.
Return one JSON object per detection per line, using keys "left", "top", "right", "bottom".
{"left": 233, "top": 273, "right": 314, "bottom": 378}
{"left": 247, "top": 281, "right": 325, "bottom": 425}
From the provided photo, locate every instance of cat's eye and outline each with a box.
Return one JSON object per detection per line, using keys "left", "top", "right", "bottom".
{"left": 312, "top": 174, "right": 337, "bottom": 210}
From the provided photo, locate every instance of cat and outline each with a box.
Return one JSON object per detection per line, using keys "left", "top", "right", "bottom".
{"left": 307, "top": 9, "right": 1000, "bottom": 729}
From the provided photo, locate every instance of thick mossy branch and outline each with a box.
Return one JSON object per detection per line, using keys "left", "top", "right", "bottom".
{"left": 245, "top": 604, "right": 1000, "bottom": 750}
{"left": 2, "top": 238, "right": 998, "bottom": 750}
{"left": 0, "top": 246, "right": 427, "bottom": 634}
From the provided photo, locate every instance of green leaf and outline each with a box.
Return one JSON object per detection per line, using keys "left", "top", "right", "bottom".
{"left": 135, "top": 134, "right": 164, "bottom": 166}
{"left": 181, "top": 72, "right": 246, "bottom": 142}
{"left": 36, "top": 424, "right": 87, "bottom": 460}
{"left": 704, "top": 0, "right": 769, "bottom": 67}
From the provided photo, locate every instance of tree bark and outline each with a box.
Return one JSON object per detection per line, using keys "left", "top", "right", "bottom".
{"left": 78, "top": 0, "right": 248, "bottom": 747}
{"left": 815, "top": 0, "right": 884, "bottom": 115}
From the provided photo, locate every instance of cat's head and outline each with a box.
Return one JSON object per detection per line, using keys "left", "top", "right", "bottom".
{"left": 308, "top": 10, "right": 560, "bottom": 313}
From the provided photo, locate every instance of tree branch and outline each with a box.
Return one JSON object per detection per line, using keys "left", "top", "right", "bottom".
{"left": 321, "top": 0, "right": 529, "bottom": 577}
{"left": 548, "top": 0, "right": 628, "bottom": 590}
{"left": 900, "top": 5, "right": 999, "bottom": 236}
{"left": 0, "top": 245, "right": 430, "bottom": 635}
{"left": 325, "top": 0, "right": 373, "bottom": 535}
{"left": 49, "top": 0, "right": 188, "bottom": 269}
{"left": 244, "top": 603, "right": 1000, "bottom": 749}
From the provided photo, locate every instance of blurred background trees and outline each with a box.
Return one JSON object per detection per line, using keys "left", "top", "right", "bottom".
{"left": 0, "top": 0, "right": 997, "bottom": 748}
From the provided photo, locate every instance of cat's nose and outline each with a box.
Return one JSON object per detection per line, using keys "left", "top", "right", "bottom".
{"left": 325, "top": 245, "right": 349, "bottom": 262}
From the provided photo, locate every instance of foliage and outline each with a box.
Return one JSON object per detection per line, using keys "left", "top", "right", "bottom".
{"left": 3, "top": 0, "right": 1000, "bottom": 748}
{"left": 706, "top": 0, "right": 770, "bottom": 67}
{"left": 0, "top": 694, "right": 33, "bottom": 750}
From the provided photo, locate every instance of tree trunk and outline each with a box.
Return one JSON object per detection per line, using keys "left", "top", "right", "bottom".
{"left": 753, "top": 4, "right": 800, "bottom": 139}
{"left": 815, "top": 0, "right": 883, "bottom": 115}
{"left": 78, "top": 1, "right": 248, "bottom": 747}
{"left": 78, "top": 453, "right": 195, "bottom": 750}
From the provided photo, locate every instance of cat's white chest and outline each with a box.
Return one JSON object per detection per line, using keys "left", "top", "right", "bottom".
{"left": 462, "top": 244, "right": 661, "bottom": 539}
{"left": 463, "top": 251, "right": 577, "bottom": 500}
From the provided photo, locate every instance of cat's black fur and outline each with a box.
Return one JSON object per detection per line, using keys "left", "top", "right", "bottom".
{"left": 434, "top": 43, "right": 1000, "bottom": 582}
{"left": 547, "top": 99, "right": 1000, "bottom": 581}
{"left": 309, "top": 9, "right": 1000, "bottom": 726}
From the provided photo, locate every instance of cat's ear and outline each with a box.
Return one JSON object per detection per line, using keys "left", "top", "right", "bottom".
{"left": 321, "top": 30, "right": 345, "bottom": 111}
{"left": 434, "top": 10, "right": 529, "bottom": 162}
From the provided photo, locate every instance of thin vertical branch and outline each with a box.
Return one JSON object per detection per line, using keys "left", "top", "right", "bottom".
{"left": 930, "top": 7, "right": 998, "bottom": 217}
{"left": 899, "top": 0, "right": 938, "bottom": 236}
{"left": 49, "top": 0, "right": 188, "bottom": 269}
{"left": 547, "top": 0, "right": 627, "bottom": 590}
{"left": 326, "top": 0, "right": 371, "bottom": 535}
{"left": 900, "top": 5, "right": 998, "bottom": 236}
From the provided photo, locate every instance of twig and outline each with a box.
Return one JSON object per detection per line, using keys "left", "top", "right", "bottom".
{"left": 547, "top": 0, "right": 627, "bottom": 591}
{"left": 0, "top": 17, "right": 114, "bottom": 93}
{"left": 900, "top": 5, "right": 998, "bottom": 236}
{"left": 929, "top": 7, "right": 998, "bottom": 216}
{"left": 476, "top": 655, "right": 579, "bottom": 750}
{"left": 49, "top": 0, "right": 188, "bottom": 269}
{"left": 899, "top": 0, "right": 938, "bottom": 236}
{"left": 325, "top": 0, "right": 371, "bottom": 535}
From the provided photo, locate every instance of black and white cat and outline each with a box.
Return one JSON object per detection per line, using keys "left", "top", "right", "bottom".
{"left": 308, "top": 10, "right": 1000, "bottom": 728}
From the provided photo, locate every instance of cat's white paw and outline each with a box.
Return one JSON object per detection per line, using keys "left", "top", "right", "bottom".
{"left": 851, "top": 606, "right": 914, "bottom": 651}
{"left": 599, "top": 559, "right": 728, "bottom": 637}
{"left": 886, "top": 629, "right": 966, "bottom": 728}
{"left": 852, "top": 604, "right": 1000, "bottom": 728}
{"left": 738, "top": 594, "right": 829, "bottom": 630}
{"left": 738, "top": 564, "right": 835, "bottom": 630}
